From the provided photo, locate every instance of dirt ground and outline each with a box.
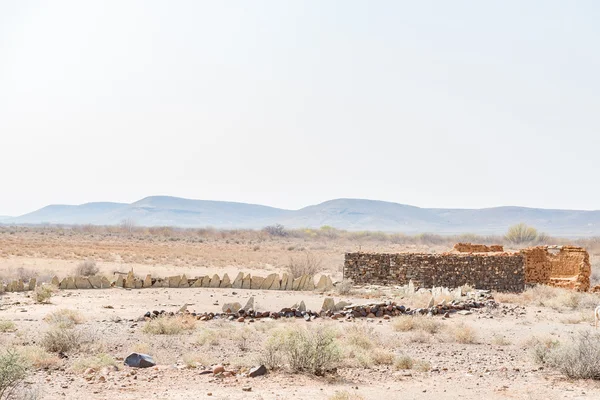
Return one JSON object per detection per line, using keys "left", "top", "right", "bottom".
{"left": 1, "top": 228, "right": 600, "bottom": 400}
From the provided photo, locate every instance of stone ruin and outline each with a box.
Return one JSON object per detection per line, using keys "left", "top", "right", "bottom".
{"left": 344, "top": 243, "right": 592, "bottom": 293}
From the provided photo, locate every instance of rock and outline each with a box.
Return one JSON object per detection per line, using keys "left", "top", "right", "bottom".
{"left": 59, "top": 278, "right": 68, "bottom": 290}
{"left": 334, "top": 301, "right": 352, "bottom": 311}
{"left": 243, "top": 297, "right": 255, "bottom": 311}
{"left": 292, "top": 276, "right": 302, "bottom": 291}
{"left": 143, "top": 275, "right": 152, "bottom": 288}
{"left": 114, "top": 276, "right": 124, "bottom": 288}
{"left": 427, "top": 297, "right": 435, "bottom": 308}
{"left": 222, "top": 302, "right": 242, "bottom": 313}
{"left": 251, "top": 276, "right": 264, "bottom": 290}
{"left": 242, "top": 274, "right": 251, "bottom": 289}
{"left": 168, "top": 276, "right": 181, "bottom": 288}
{"left": 457, "top": 310, "right": 472, "bottom": 316}
{"left": 28, "top": 278, "right": 36, "bottom": 291}
{"left": 125, "top": 271, "right": 135, "bottom": 289}
{"left": 51, "top": 276, "right": 60, "bottom": 286}
{"left": 124, "top": 353, "right": 155, "bottom": 368}
{"left": 285, "top": 274, "right": 294, "bottom": 290}
{"left": 249, "top": 365, "right": 267, "bottom": 377}
{"left": 66, "top": 278, "right": 76, "bottom": 290}
{"left": 303, "top": 275, "right": 315, "bottom": 291}
{"left": 325, "top": 275, "right": 334, "bottom": 290}
{"left": 220, "top": 273, "right": 232, "bottom": 288}
{"left": 268, "top": 274, "right": 281, "bottom": 290}
{"left": 179, "top": 274, "right": 190, "bottom": 288}
{"left": 298, "top": 300, "right": 306, "bottom": 312}
{"left": 315, "top": 275, "right": 329, "bottom": 291}
{"left": 260, "top": 274, "right": 277, "bottom": 290}
{"left": 191, "top": 278, "right": 203, "bottom": 288}
{"left": 280, "top": 273, "right": 289, "bottom": 291}
{"left": 242, "top": 387, "right": 252, "bottom": 392}
{"left": 232, "top": 272, "right": 244, "bottom": 289}
{"left": 321, "top": 297, "right": 335, "bottom": 312}
{"left": 213, "top": 365, "right": 225, "bottom": 375}
{"left": 75, "top": 277, "right": 91, "bottom": 289}
{"left": 237, "top": 317, "right": 245, "bottom": 323}
{"left": 101, "top": 276, "right": 112, "bottom": 288}
{"left": 88, "top": 276, "right": 102, "bottom": 289}
{"left": 209, "top": 274, "right": 221, "bottom": 288}
{"left": 134, "top": 279, "right": 143, "bottom": 289}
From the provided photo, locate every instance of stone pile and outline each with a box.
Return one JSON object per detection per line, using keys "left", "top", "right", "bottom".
{"left": 141, "top": 295, "right": 495, "bottom": 322}
{"left": 453, "top": 243, "right": 504, "bottom": 253}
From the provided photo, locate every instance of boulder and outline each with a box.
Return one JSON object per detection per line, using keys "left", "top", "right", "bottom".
{"left": 16, "top": 279, "right": 25, "bottom": 292}
{"left": 201, "top": 276, "right": 211, "bottom": 288}
{"left": 232, "top": 272, "right": 244, "bottom": 289}
{"left": 321, "top": 297, "right": 335, "bottom": 312}
{"left": 75, "top": 277, "right": 91, "bottom": 289}
{"left": 51, "top": 276, "right": 60, "bottom": 286}
{"left": 88, "top": 276, "right": 102, "bottom": 289}
{"left": 209, "top": 274, "right": 221, "bottom": 288}
{"left": 59, "top": 278, "right": 68, "bottom": 290}
{"left": 242, "top": 274, "right": 251, "bottom": 289}
{"left": 222, "top": 302, "right": 242, "bottom": 313}
{"left": 298, "top": 300, "right": 306, "bottom": 312}
{"left": 269, "top": 276, "right": 281, "bottom": 290}
{"left": 124, "top": 353, "right": 156, "bottom": 368}
{"left": 125, "top": 271, "right": 135, "bottom": 289}
{"left": 285, "top": 274, "right": 294, "bottom": 290}
{"left": 303, "top": 276, "right": 315, "bottom": 291}
{"left": 325, "top": 276, "right": 334, "bottom": 290}
{"left": 114, "top": 276, "right": 124, "bottom": 288}
{"left": 28, "top": 278, "right": 37, "bottom": 291}
{"left": 143, "top": 275, "right": 152, "bottom": 288}
{"left": 243, "top": 296, "right": 255, "bottom": 311}
{"left": 292, "top": 276, "right": 302, "bottom": 291}
{"left": 179, "top": 274, "right": 189, "bottom": 288}
{"left": 66, "top": 277, "right": 76, "bottom": 290}
{"left": 134, "top": 279, "right": 143, "bottom": 289}
{"left": 220, "top": 273, "right": 231, "bottom": 288}
{"left": 249, "top": 365, "right": 267, "bottom": 377}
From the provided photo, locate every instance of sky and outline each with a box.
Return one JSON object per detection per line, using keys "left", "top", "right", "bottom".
{"left": 1, "top": 1, "right": 599, "bottom": 216}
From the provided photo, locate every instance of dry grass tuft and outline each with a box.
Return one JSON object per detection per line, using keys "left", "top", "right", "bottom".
{"left": 491, "top": 334, "right": 511, "bottom": 346}
{"left": 394, "top": 355, "right": 414, "bottom": 370}
{"left": 74, "top": 260, "right": 100, "bottom": 276}
{"left": 17, "top": 346, "right": 61, "bottom": 369}
{"left": 143, "top": 315, "right": 196, "bottom": 335}
{"left": 393, "top": 315, "right": 442, "bottom": 334}
{"left": 44, "top": 309, "right": 85, "bottom": 328}
{"left": 453, "top": 323, "right": 478, "bottom": 344}
{"left": 72, "top": 354, "right": 118, "bottom": 373}
{"left": 328, "top": 391, "right": 365, "bottom": 400}
{"left": 32, "top": 285, "right": 56, "bottom": 304}
{"left": 0, "top": 320, "right": 16, "bottom": 333}
{"left": 42, "top": 326, "right": 83, "bottom": 353}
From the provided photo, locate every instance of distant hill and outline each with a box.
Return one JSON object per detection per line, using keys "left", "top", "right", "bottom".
{"left": 0, "top": 215, "right": 11, "bottom": 221}
{"left": 3, "top": 196, "right": 600, "bottom": 237}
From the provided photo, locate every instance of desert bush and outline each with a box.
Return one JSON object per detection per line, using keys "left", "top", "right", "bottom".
{"left": 263, "top": 224, "right": 288, "bottom": 237}
{"left": 453, "top": 323, "right": 478, "bottom": 344}
{"left": 72, "top": 354, "right": 118, "bottom": 373}
{"left": 32, "top": 285, "right": 55, "bottom": 304}
{"left": 259, "top": 326, "right": 340, "bottom": 375}
{"left": 408, "top": 330, "right": 431, "bottom": 343}
{"left": 196, "top": 329, "right": 220, "bottom": 346}
{"left": 17, "top": 346, "right": 61, "bottom": 370}
{"left": 527, "top": 336, "right": 560, "bottom": 364}
{"left": 143, "top": 315, "right": 196, "bottom": 335}
{"left": 328, "top": 391, "right": 365, "bottom": 400}
{"left": 414, "top": 360, "right": 432, "bottom": 372}
{"left": 543, "top": 331, "right": 600, "bottom": 380}
{"left": 44, "top": 309, "right": 85, "bottom": 328}
{"left": 394, "top": 355, "right": 414, "bottom": 370}
{"left": 392, "top": 315, "right": 442, "bottom": 334}
{"left": 491, "top": 334, "right": 511, "bottom": 346}
{"left": 370, "top": 348, "right": 395, "bottom": 365}
{"left": 287, "top": 251, "right": 322, "bottom": 278}
{"left": 42, "top": 327, "right": 82, "bottom": 353}
{"left": 345, "top": 325, "right": 375, "bottom": 350}
{"left": 74, "top": 260, "right": 99, "bottom": 277}
{"left": 0, "top": 321, "right": 16, "bottom": 333}
{"left": 505, "top": 223, "right": 538, "bottom": 245}
{"left": 0, "top": 349, "right": 28, "bottom": 399}
{"left": 335, "top": 280, "right": 353, "bottom": 295}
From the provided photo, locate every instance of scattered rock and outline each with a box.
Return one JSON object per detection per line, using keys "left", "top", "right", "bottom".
{"left": 124, "top": 353, "right": 156, "bottom": 368}
{"left": 248, "top": 365, "right": 267, "bottom": 377}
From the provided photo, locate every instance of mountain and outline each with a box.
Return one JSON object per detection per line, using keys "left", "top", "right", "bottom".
{"left": 0, "top": 215, "right": 11, "bottom": 221}
{"left": 3, "top": 196, "right": 600, "bottom": 237}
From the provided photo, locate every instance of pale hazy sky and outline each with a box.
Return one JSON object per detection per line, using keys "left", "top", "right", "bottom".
{"left": 1, "top": 1, "right": 599, "bottom": 216}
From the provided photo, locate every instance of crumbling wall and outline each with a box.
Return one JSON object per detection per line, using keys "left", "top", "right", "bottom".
{"left": 344, "top": 252, "right": 525, "bottom": 292}
{"left": 521, "top": 246, "right": 590, "bottom": 291}
{"left": 453, "top": 243, "right": 504, "bottom": 253}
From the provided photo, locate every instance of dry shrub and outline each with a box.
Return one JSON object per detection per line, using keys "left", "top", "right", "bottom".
{"left": 0, "top": 321, "right": 16, "bottom": 333}
{"left": 414, "top": 359, "right": 432, "bottom": 372}
{"left": 328, "top": 391, "right": 365, "bottom": 400}
{"left": 196, "top": 329, "right": 220, "bottom": 346}
{"left": 72, "top": 354, "right": 118, "bottom": 373}
{"left": 542, "top": 331, "right": 600, "bottom": 380}
{"left": 17, "top": 346, "right": 61, "bottom": 369}
{"left": 335, "top": 280, "right": 354, "bottom": 295}
{"left": 453, "top": 323, "right": 478, "bottom": 344}
{"left": 182, "top": 353, "right": 217, "bottom": 369}
{"left": 143, "top": 315, "right": 196, "bottom": 335}
{"left": 496, "top": 286, "right": 599, "bottom": 311}
{"left": 394, "top": 355, "right": 413, "bottom": 370}
{"left": 505, "top": 223, "right": 538, "bottom": 245}
{"left": 392, "top": 315, "right": 442, "bottom": 334}
{"left": 526, "top": 335, "right": 561, "bottom": 364}
{"left": 32, "top": 285, "right": 56, "bottom": 304}
{"left": 370, "top": 348, "right": 395, "bottom": 365}
{"left": 491, "top": 334, "right": 511, "bottom": 346}
{"left": 408, "top": 330, "right": 431, "bottom": 343}
{"left": 345, "top": 325, "right": 375, "bottom": 350}
{"left": 0, "top": 349, "right": 28, "bottom": 399}
{"left": 44, "top": 309, "right": 85, "bottom": 328}
{"left": 42, "top": 327, "right": 82, "bottom": 353}
{"left": 258, "top": 325, "right": 340, "bottom": 375}
{"left": 74, "top": 260, "right": 99, "bottom": 276}
{"left": 287, "top": 251, "right": 322, "bottom": 278}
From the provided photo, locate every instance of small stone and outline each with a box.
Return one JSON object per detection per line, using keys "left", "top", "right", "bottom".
{"left": 213, "top": 365, "right": 225, "bottom": 375}
{"left": 242, "top": 387, "right": 252, "bottom": 392}
{"left": 248, "top": 365, "right": 267, "bottom": 377}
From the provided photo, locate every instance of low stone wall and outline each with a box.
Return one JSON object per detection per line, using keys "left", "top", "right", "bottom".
{"left": 0, "top": 272, "right": 334, "bottom": 293}
{"left": 521, "top": 246, "right": 590, "bottom": 291}
{"left": 344, "top": 252, "right": 525, "bottom": 292}
{"left": 453, "top": 243, "right": 504, "bottom": 253}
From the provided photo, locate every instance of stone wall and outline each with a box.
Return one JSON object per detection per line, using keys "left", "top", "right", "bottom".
{"left": 344, "top": 252, "right": 525, "bottom": 292}
{"left": 0, "top": 272, "right": 334, "bottom": 293}
{"left": 453, "top": 243, "right": 504, "bottom": 253}
{"left": 521, "top": 246, "right": 590, "bottom": 291}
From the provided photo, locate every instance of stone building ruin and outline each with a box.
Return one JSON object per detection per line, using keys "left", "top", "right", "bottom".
{"left": 344, "top": 243, "right": 591, "bottom": 293}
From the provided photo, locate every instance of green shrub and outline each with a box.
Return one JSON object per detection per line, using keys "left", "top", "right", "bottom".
{"left": 542, "top": 331, "right": 600, "bottom": 380}
{"left": 0, "top": 349, "right": 27, "bottom": 399}
{"left": 505, "top": 223, "right": 538, "bottom": 244}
